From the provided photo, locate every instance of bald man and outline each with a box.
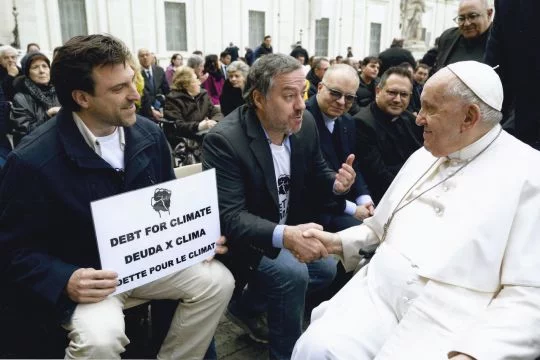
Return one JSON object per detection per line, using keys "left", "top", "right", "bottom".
{"left": 434, "top": 0, "right": 493, "bottom": 72}
{"left": 292, "top": 61, "right": 540, "bottom": 360}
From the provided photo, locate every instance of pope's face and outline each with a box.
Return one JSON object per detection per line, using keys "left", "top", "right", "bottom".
{"left": 416, "top": 72, "right": 466, "bottom": 157}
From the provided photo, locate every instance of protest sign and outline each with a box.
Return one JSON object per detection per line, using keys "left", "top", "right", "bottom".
{"left": 91, "top": 169, "right": 219, "bottom": 295}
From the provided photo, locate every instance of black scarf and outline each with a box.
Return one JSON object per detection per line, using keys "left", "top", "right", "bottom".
{"left": 24, "top": 76, "right": 58, "bottom": 109}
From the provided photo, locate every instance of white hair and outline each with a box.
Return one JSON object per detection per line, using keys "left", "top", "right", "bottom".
{"left": 446, "top": 75, "right": 502, "bottom": 126}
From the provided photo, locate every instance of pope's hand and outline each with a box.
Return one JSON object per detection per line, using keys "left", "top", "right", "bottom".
{"left": 66, "top": 268, "right": 117, "bottom": 304}
{"left": 302, "top": 228, "right": 343, "bottom": 257}
{"left": 284, "top": 223, "right": 327, "bottom": 263}
{"left": 334, "top": 154, "right": 356, "bottom": 194}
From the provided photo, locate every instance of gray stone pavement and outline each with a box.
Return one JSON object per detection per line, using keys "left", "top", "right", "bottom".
{"left": 215, "top": 314, "right": 268, "bottom": 359}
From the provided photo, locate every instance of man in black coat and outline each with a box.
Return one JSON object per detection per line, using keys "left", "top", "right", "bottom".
{"left": 377, "top": 38, "right": 416, "bottom": 76}
{"left": 484, "top": 0, "right": 540, "bottom": 149}
{"left": 0, "top": 45, "right": 21, "bottom": 102}
{"left": 202, "top": 54, "right": 356, "bottom": 359}
{"left": 0, "top": 34, "right": 233, "bottom": 359}
{"left": 137, "top": 48, "right": 170, "bottom": 121}
{"left": 253, "top": 35, "right": 274, "bottom": 61}
{"left": 354, "top": 66, "right": 421, "bottom": 203}
{"left": 306, "top": 57, "right": 330, "bottom": 98}
{"left": 433, "top": 0, "right": 493, "bottom": 72}
{"left": 306, "top": 64, "right": 374, "bottom": 232}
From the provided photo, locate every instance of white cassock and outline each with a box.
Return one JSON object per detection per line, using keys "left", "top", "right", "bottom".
{"left": 293, "top": 124, "right": 540, "bottom": 360}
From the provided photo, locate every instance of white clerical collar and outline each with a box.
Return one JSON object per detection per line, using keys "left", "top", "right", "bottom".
{"left": 73, "top": 112, "right": 126, "bottom": 154}
{"left": 447, "top": 124, "right": 502, "bottom": 162}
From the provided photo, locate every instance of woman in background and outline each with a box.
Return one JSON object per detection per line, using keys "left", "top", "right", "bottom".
{"left": 219, "top": 60, "right": 249, "bottom": 116}
{"left": 10, "top": 52, "right": 60, "bottom": 146}
{"left": 201, "top": 54, "right": 224, "bottom": 106}
{"left": 164, "top": 66, "right": 222, "bottom": 152}
{"left": 165, "top": 53, "right": 183, "bottom": 86}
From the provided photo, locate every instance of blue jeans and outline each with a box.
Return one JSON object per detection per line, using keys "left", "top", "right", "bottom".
{"left": 234, "top": 249, "right": 337, "bottom": 360}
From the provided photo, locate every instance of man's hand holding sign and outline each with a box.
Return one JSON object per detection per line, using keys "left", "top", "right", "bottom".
{"left": 91, "top": 169, "right": 224, "bottom": 295}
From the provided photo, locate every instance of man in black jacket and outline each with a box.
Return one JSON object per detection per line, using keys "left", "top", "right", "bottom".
{"left": 306, "top": 64, "right": 374, "bottom": 232}
{"left": 253, "top": 35, "right": 274, "bottom": 61}
{"left": 137, "top": 48, "right": 170, "bottom": 121}
{"left": 434, "top": 0, "right": 493, "bottom": 72}
{"left": 0, "top": 45, "right": 21, "bottom": 101}
{"left": 354, "top": 66, "right": 421, "bottom": 203}
{"left": 306, "top": 57, "right": 330, "bottom": 98}
{"left": 0, "top": 35, "right": 233, "bottom": 359}
{"left": 202, "top": 53, "right": 356, "bottom": 360}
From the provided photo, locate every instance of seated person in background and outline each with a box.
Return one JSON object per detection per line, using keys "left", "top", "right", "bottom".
{"left": 163, "top": 66, "right": 222, "bottom": 149}
{"left": 220, "top": 60, "right": 249, "bottom": 117}
{"left": 201, "top": 54, "right": 224, "bottom": 106}
{"left": 293, "top": 61, "right": 540, "bottom": 360}
{"left": 10, "top": 51, "right": 60, "bottom": 147}
{"left": 0, "top": 45, "right": 21, "bottom": 101}
{"left": 137, "top": 48, "right": 170, "bottom": 121}
{"left": 306, "top": 63, "right": 374, "bottom": 232}
{"left": 409, "top": 63, "right": 430, "bottom": 115}
{"left": 356, "top": 56, "right": 381, "bottom": 108}
{"left": 165, "top": 53, "right": 183, "bottom": 86}
{"left": 202, "top": 53, "right": 356, "bottom": 360}
{"left": 354, "top": 66, "right": 421, "bottom": 203}
{"left": 0, "top": 34, "right": 233, "bottom": 360}
{"left": 187, "top": 54, "right": 209, "bottom": 84}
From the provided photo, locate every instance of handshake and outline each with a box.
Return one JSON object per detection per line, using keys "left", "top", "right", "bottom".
{"left": 283, "top": 223, "right": 343, "bottom": 263}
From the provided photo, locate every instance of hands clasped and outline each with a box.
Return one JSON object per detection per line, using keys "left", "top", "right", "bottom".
{"left": 284, "top": 223, "right": 343, "bottom": 263}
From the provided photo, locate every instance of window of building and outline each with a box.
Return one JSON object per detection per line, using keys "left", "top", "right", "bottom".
{"left": 249, "top": 11, "right": 265, "bottom": 49}
{"left": 315, "top": 18, "right": 329, "bottom": 56}
{"left": 165, "top": 2, "right": 188, "bottom": 51}
{"left": 369, "top": 23, "right": 382, "bottom": 56}
{"left": 58, "top": 0, "right": 88, "bottom": 43}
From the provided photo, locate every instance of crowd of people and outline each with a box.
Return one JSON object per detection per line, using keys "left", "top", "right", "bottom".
{"left": 1, "top": 0, "right": 539, "bottom": 359}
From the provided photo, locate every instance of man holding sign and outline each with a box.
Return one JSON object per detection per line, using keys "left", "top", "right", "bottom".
{"left": 0, "top": 35, "right": 233, "bottom": 359}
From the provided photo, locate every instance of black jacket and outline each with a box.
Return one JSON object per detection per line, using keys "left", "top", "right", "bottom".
{"left": 434, "top": 26, "right": 490, "bottom": 72}
{"left": 202, "top": 106, "right": 339, "bottom": 282}
{"left": 220, "top": 80, "right": 245, "bottom": 116}
{"left": 378, "top": 47, "right": 416, "bottom": 75}
{"left": 163, "top": 88, "right": 222, "bottom": 147}
{"left": 484, "top": 0, "right": 540, "bottom": 147}
{"left": 10, "top": 77, "right": 59, "bottom": 146}
{"left": 306, "top": 69, "right": 322, "bottom": 98}
{"left": 305, "top": 96, "right": 370, "bottom": 205}
{"left": 356, "top": 76, "right": 379, "bottom": 108}
{"left": 0, "top": 110, "right": 174, "bottom": 322}
{"left": 254, "top": 44, "right": 273, "bottom": 60}
{"left": 354, "top": 102, "right": 421, "bottom": 203}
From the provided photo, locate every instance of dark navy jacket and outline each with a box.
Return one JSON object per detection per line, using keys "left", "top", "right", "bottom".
{"left": 0, "top": 109, "right": 174, "bottom": 322}
{"left": 305, "top": 96, "right": 370, "bottom": 204}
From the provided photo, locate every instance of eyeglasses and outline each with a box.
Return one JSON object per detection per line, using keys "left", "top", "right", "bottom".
{"left": 322, "top": 83, "right": 357, "bottom": 104}
{"left": 453, "top": 13, "right": 483, "bottom": 25}
{"left": 384, "top": 89, "right": 411, "bottom": 100}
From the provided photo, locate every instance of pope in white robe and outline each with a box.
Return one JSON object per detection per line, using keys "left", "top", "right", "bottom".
{"left": 292, "top": 61, "right": 540, "bottom": 360}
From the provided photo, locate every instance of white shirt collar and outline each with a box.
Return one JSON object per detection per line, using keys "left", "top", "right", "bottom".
{"left": 73, "top": 112, "right": 126, "bottom": 154}
{"left": 322, "top": 113, "right": 337, "bottom": 133}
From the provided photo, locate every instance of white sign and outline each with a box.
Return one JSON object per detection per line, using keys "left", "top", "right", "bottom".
{"left": 91, "top": 169, "right": 220, "bottom": 295}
